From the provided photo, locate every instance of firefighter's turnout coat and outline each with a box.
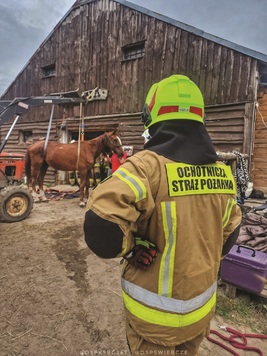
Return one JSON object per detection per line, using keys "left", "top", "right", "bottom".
{"left": 84, "top": 145, "right": 241, "bottom": 346}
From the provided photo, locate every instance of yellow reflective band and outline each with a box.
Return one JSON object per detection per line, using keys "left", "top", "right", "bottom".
{"left": 122, "top": 290, "right": 216, "bottom": 327}
{"left": 114, "top": 167, "right": 147, "bottom": 202}
{"left": 166, "top": 163, "right": 236, "bottom": 197}
{"left": 222, "top": 198, "right": 236, "bottom": 228}
{"left": 158, "top": 202, "right": 177, "bottom": 297}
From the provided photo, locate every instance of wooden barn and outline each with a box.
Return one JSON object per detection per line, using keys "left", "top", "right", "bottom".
{"left": 1, "top": 0, "right": 267, "bottom": 192}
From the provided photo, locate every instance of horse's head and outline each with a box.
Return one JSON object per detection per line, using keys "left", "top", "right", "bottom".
{"left": 104, "top": 129, "right": 124, "bottom": 158}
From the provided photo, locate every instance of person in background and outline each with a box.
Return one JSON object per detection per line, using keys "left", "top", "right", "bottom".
{"left": 104, "top": 152, "right": 113, "bottom": 177}
{"left": 105, "top": 149, "right": 127, "bottom": 174}
{"left": 83, "top": 75, "right": 242, "bottom": 355}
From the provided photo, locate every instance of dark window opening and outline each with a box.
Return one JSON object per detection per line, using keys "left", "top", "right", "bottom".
{"left": 122, "top": 41, "right": 145, "bottom": 61}
{"left": 260, "top": 73, "right": 267, "bottom": 87}
{"left": 42, "top": 64, "right": 56, "bottom": 78}
{"left": 19, "top": 130, "right": 33, "bottom": 144}
{"left": 5, "top": 166, "right": 16, "bottom": 176}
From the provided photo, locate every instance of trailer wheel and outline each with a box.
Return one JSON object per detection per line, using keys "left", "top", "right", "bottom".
{"left": 0, "top": 186, "right": 33, "bottom": 222}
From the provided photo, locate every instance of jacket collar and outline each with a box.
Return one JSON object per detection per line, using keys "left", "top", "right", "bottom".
{"left": 144, "top": 121, "right": 219, "bottom": 165}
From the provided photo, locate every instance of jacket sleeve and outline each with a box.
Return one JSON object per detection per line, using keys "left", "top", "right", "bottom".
{"left": 222, "top": 200, "right": 242, "bottom": 256}
{"left": 222, "top": 224, "right": 241, "bottom": 256}
{"left": 83, "top": 156, "right": 156, "bottom": 259}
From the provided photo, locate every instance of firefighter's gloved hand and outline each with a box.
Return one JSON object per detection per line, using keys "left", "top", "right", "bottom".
{"left": 123, "top": 237, "right": 157, "bottom": 270}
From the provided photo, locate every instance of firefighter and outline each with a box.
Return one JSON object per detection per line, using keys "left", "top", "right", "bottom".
{"left": 83, "top": 75, "right": 242, "bottom": 355}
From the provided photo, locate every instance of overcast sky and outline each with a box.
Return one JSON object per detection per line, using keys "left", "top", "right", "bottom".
{"left": 1, "top": 0, "right": 266, "bottom": 97}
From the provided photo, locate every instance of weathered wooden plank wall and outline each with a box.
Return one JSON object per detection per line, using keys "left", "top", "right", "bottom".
{"left": 205, "top": 103, "right": 254, "bottom": 156}
{"left": 0, "top": 0, "right": 262, "bottom": 188}
{"left": 0, "top": 102, "right": 254, "bottom": 186}
{"left": 2, "top": 0, "right": 258, "bottom": 121}
{"left": 252, "top": 90, "right": 267, "bottom": 193}
{"left": 66, "top": 113, "right": 144, "bottom": 153}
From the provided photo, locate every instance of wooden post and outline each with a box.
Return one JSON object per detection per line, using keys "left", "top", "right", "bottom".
{"left": 225, "top": 283, "right": 237, "bottom": 299}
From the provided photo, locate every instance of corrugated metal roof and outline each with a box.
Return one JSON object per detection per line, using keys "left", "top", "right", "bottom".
{"left": 115, "top": 0, "right": 267, "bottom": 64}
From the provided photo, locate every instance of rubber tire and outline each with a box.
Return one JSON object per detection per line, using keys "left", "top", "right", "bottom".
{"left": 0, "top": 186, "right": 34, "bottom": 223}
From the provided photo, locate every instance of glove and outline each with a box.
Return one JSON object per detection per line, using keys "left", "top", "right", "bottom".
{"left": 123, "top": 237, "right": 157, "bottom": 270}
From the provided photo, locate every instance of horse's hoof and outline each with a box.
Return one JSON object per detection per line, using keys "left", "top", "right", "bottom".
{"left": 79, "top": 202, "right": 86, "bottom": 208}
{"left": 41, "top": 199, "right": 49, "bottom": 203}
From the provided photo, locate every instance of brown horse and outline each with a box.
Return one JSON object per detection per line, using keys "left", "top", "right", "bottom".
{"left": 25, "top": 129, "right": 124, "bottom": 206}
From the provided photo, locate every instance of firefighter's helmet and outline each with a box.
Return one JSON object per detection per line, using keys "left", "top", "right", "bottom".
{"left": 141, "top": 75, "right": 204, "bottom": 129}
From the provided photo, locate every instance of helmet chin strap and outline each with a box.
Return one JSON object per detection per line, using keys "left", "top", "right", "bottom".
{"left": 141, "top": 103, "right": 152, "bottom": 127}
{"left": 141, "top": 129, "right": 151, "bottom": 144}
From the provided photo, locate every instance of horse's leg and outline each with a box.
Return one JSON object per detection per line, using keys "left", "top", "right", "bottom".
{"left": 25, "top": 149, "right": 32, "bottom": 191}
{"left": 26, "top": 173, "right": 32, "bottom": 193}
{"left": 37, "top": 162, "right": 49, "bottom": 202}
{"left": 31, "top": 164, "right": 42, "bottom": 202}
{"left": 27, "top": 152, "right": 47, "bottom": 202}
{"left": 85, "top": 170, "right": 91, "bottom": 201}
{"left": 79, "top": 170, "right": 87, "bottom": 207}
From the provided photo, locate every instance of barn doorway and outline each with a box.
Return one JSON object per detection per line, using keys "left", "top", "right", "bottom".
{"left": 70, "top": 131, "right": 104, "bottom": 141}
{"left": 67, "top": 130, "right": 107, "bottom": 187}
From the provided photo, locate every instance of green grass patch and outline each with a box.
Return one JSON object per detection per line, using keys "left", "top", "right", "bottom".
{"left": 216, "top": 292, "right": 267, "bottom": 334}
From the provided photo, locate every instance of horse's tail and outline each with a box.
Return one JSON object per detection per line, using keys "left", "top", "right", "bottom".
{"left": 24, "top": 148, "right": 32, "bottom": 188}
{"left": 41, "top": 140, "right": 47, "bottom": 158}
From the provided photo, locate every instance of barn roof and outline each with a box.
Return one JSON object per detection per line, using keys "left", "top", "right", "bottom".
{"left": 2, "top": 0, "right": 267, "bottom": 98}
{"left": 23, "top": 0, "right": 267, "bottom": 66}
{"left": 114, "top": 0, "right": 267, "bottom": 64}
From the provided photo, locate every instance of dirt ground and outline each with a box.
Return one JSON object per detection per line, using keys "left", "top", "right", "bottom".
{"left": 0, "top": 188, "right": 266, "bottom": 356}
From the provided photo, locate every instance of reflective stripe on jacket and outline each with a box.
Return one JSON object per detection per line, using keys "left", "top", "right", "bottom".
{"left": 85, "top": 150, "right": 242, "bottom": 346}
